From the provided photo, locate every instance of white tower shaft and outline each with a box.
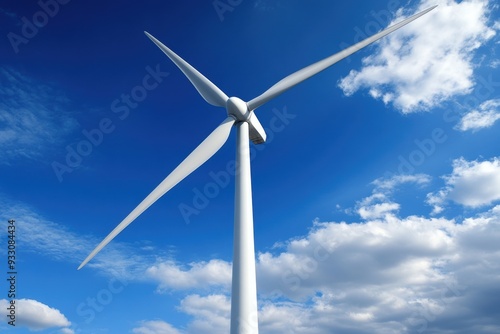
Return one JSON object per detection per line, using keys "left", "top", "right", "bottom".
{"left": 231, "top": 121, "right": 259, "bottom": 334}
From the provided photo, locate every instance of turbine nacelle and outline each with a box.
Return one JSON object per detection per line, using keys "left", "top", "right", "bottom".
{"left": 226, "top": 96, "right": 249, "bottom": 122}
{"left": 226, "top": 96, "right": 266, "bottom": 145}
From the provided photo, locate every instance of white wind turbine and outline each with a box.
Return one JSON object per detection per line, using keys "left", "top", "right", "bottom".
{"left": 79, "top": 6, "right": 436, "bottom": 334}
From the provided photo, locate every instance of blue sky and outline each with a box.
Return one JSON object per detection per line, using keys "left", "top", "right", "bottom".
{"left": 1, "top": 0, "right": 499, "bottom": 333}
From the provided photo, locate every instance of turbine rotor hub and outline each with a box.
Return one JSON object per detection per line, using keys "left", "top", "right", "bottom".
{"left": 226, "top": 97, "right": 250, "bottom": 122}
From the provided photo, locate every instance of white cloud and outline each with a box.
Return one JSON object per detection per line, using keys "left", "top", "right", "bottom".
{"left": 490, "top": 59, "right": 500, "bottom": 68}
{"left": 0, "top": 68, "right": 78, "bottom": 164}
{"left": 132, "top": 320, "right": 182, "bottom": 334}
{"left": 457, "top": 99, "right": 500, "bottom": 131}
{"left": 145, "top": 203, "right": 500, "bottom": 333}
{"left": 338, "top": 0, "right": 496, "bottom": 113}
{"left": 427, "top": 157, "right": 500, "bottom": 211}
{"left": 258, "top": 302, "right": 312, "bottom": 333}
{"left": 60, "top": 328, "right": 75, "bottom": 334}
{"left": 180, "top": 294, "right": 231, "bottom": 333}
{"left": 426, "top": 189, "right": 448, "bottom": 215}
{"left": 4, "top": 167, "right": 500, "bottom": 334}
{"left": 256, "top": 205, "right": 500, "bottom": 333}
{"left": 257, "top": 216, "right": 454, "bottom": 301}
{"left": 0, "top": 298, "right": 70, "bottom": 331}
{"left": 146, "top": 259, "right": 232, "bottom": 291}
{"left": 371, "top": 173, "right": 431, "bottom": 191}
{"left": 354, "top": 173, "right": 431, "bottom": 219}
{"left": 357, "top": 193, "right": 400, "bottom": 219}
{"left": 0, "top": 196, "right": 156, "bottom": 280}
{"left": 134, "top": 294, "right": 231, "bottom": 334}
{"left": 130, "top": 197, "right": 500, "bottom": 334}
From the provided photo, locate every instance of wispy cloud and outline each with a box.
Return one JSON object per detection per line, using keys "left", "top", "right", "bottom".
{"left": 353, "top": 173, "right": 431, "bottom": 219}
{"left": 0, "top": 68, "right": 78, "bottom": 164}
{"left": 0, "top": 196, "right": 157, "bottom": 280}
{"left": 457, "top": 99, "right": 500, "bottom": 132}
{"left": 0, "top": 7, "right": 19, "bottom": 20}
{"left": 338, "top": 0, "right": 496, "bottom": 112}
{"left": 371, "top": 173, "right": 431, "bottom": 192}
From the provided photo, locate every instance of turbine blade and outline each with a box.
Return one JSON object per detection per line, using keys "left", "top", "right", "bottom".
{"left": 78, "top": 117, "right": 236, "bottom": 270}
{"left": 145, "top": 31, "right": 229, "bottom": 107}
{"left": 247, "top": 5, "right": 437, "bottom": 111}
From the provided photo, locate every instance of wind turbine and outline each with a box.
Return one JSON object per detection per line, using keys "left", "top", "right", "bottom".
{"left": 79, "top": 6, "right": 436, "bottom": 334}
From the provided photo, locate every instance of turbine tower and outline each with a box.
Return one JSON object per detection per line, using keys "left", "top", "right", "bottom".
{"left": 79, "top": 6, "right": 436, "bottom": 333}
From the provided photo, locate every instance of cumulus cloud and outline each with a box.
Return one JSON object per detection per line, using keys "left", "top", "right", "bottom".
{"left": 338, "top": 0, "right": 496, "bottom": 112}
{"left": 179, "top": 294, "right": 231, "bottom": 333}
{"left": 142, "top": 203, "right": 500, "bottom": 333}
{"left": 427, "top": 157, "right": 500, "bottom": 212}
{"left": 4, "top": 166, "right": 499, "bottom": 333}
{"left": 135, "top": 294, "right": 231, "bottom": 334}
{"left": 0, "top": 68, "right": 78, "bottom": 164}
{"left": 146, "top": 259, "right": 232, "bottom": 291}
{"left": 9, "top": 165, "right": 495, "bottom": 333}
{"left": 258, "top": 302, "right": 313, "bottom": 333}
{"left": 457, "top": 99, "right": 500, "bottom": 131}
{"left": 0, "top": 299, "right": 71, "bottom": 331}
{"left": 134, "top": 165, "right": 499, "bottom": 333}
{"left": 257, "top": 216, "right": 454, "bottom": 301}
{"left": 256, "top": 205, "right": 500, "bottom": 333}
